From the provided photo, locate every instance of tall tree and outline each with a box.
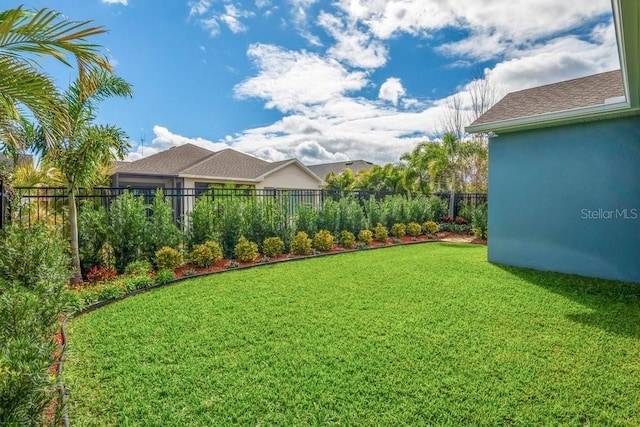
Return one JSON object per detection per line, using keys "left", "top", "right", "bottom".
{"left": 32, "top": 70, "right": 132, "bottom": 283}
{"left": 0, "top": 6, "right": 110, "bottom": 154}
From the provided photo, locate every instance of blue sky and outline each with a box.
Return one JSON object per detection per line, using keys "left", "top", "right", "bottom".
{"left": 17, "top": 0, "right": 618, "bottom": 165}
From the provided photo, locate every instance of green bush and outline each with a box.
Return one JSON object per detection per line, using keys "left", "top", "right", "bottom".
{"left": 357, "top": 229, "right": 373, "bottom": 246}
{"left": 391, "top": 223, "right": 406, "bottom": 239}
{"left": 109, "top": 191, "right": 147, "bottom": 273}
{"left": 124, "top": 260, "right": 153, "bottom": 277}
{"left": 77, "top": 203, "right": 109, "bottom": 275}
{"left": 291, "top": 231, "right": 313, "bottom": 256}
{"left": 154, "top": 246, "right": 183, "bottom": 270}
{"left": 407, "top": 222, "right": 422, "bottom": 238}
{"left": 263, "top": 236, "right": 284, "bottom": 258}
{"left": 295, "top": 203, "right": 318, "bottom": 237}
{"left": 235, "top": 236, "right": 259, "bottom": 263}
{"left": 188, "top": 194, "right": 218, "bottom": 247}
{"left": 155, "top": 268, "right": 175, "bottom": 285}
{"left": 94, "top": 281, "right": 127, "bottom": 301}
{"left": 0, "top": 223, "right": 72, "bottom": 425}
{"left": 373, "top": 223, "right": 389, "bottom": 243}
{"left": 215, "top": 196, "right": 244, "bottom": 259}
{"left": 120, "top": 275, "right": 154, "bottom": 292}
{"left": 339, "top": 230, "right": 356, "bottom": 249}
{"left": 143, "top": 188, "right": 182, "bottom": 260}
{"left": 313, "top": 229, "right": 335, "bottom": 252}
{"left": 422, "top": 220, "right": 440, "bottom": 235}
{"left": 190, "top": 240, "right": 223, "bottom": 267}
{"left": 471, "top": 203, "right": 488, "bottom": 239}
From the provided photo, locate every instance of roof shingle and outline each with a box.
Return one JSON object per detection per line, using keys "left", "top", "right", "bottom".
{"left": 470, "top": 70, "right": 624, "bottom": 127}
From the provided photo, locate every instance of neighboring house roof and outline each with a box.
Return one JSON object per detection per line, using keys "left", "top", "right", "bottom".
{"left": 307, "top": 160, "right": 375, "bottom": 179}
{"left": 115, "top": 144, "right": 215, "bottom": 176}
{"left": 114, "top": 143, "right": 323, "bottom": 184}
{"left": 468, "top": 0, "right": 640, "bottom": 134}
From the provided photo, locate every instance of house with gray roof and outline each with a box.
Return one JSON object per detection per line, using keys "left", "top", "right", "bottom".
{"left": 306, "top": 160, "right": 375, "bottom": 180}
{"left": 466, "top": 0, "right": 639, "bottom": 283}
{"left": 112, "top": 143, "right": 324, "bottom": 191}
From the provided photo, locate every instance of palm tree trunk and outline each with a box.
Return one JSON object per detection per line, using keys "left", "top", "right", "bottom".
{"left": 68, "top": 188, "right": 83, "bottom": 284}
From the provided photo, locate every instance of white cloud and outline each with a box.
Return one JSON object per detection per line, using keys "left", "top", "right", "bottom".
{"left": 318, "top": 12, "right": 388, "bottom": 69}
{"left": 102, "top": 0, "right": 128, "bottom": 4}
{"left": 378, "top": 77, "right": 405, "bottom": 106}
{"left": 167, "top": 0, "right": 618, "bottom": 166}
{"left": 191, "top": 2, "right": 254, "bottom": 37}
{"left": 188, "top": 0, "right": 211, "bottom": 16}
{"left": 234, "top": 43, "right": 369, "bottom": 113}
{"left": 126, "top": 125, "right": 230, "bottom": 161}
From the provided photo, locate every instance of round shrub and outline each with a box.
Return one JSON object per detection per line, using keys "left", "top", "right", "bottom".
{"left": 235, "top": 236, "right": 259, "bottom": 263}
{"left": 291, "top": 231, "right": 313, "bottom": 256}
{"left": 422, "top": 221, "right": 440, "bottom": 235}
{"left": 391, "top": 223, "right": 406, "bottom": 239}
{"left": 357, "top": 229, "right": 373, "bottom": 246}
{"left": 124, "top": 260, "right": 153, "bottom": 276}
{"left": 190, "top": 240, "right": 223, "bottom": 267}
{"left": 407, "top": 222, "right": 422, "bottom": 238}
{"left": 155, "top": 268, "right": 175, "bottom": 285}
{"left": 154, "top": 246, "right": 183, "bottom": 271}
{"left": 339, "top": 230, "right": 356, "bottom": 249}
{"left": 313, "top": 229, "right": 334, "bottom": 252}
{"left": 263, "top": 236, "right": 284, "bottom": 258}
{"left": 373, "top": 223, "right": 389, "bottom": 243}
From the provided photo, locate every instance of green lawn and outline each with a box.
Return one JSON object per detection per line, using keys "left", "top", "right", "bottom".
{"left": 63, "top": 243, "right": 640, "bottom": 426}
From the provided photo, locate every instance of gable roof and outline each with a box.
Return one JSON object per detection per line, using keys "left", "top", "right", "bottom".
{"left": 115, "top": 144, "right": 215, "bottom": 175}
{"left": 307, "top": 160, "right": 375, "bottom": 179}
{"left": 114, "top": 143, "right": 323, "bottom": 184}
{"left": 467, "top": 0, "right": 640, "bottom": 134}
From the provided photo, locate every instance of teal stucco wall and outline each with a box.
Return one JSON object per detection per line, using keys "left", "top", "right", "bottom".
{"left": 488, "top": 116, "right": 640, "bottom": 283}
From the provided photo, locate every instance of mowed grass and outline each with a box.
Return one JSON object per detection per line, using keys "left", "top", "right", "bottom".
{"left": 64, "top": 243, "right": 640, "bottom": 426}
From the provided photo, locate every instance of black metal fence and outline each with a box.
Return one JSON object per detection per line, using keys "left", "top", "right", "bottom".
{"left": 0, "top": 184, "right": 486, "bottom": 231}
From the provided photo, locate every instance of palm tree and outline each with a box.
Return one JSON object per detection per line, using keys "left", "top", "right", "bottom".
{"left": 31, "top": 70, "right": 133, "bottom": 283}
{"left": 0, "top": 6, "right": 110, "bottom": 153}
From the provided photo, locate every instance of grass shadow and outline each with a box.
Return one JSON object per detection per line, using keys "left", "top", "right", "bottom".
{"left": 496, "top": 264, "right": 640, "bottom": 339}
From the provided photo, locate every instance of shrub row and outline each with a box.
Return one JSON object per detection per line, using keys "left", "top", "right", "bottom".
{"left": 77, "top": 190, "right": 453, "bottom": 277}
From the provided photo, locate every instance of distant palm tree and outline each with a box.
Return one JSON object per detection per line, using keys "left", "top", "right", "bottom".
{"left": 0, "top": 6, "right": 110, "bottom": 153}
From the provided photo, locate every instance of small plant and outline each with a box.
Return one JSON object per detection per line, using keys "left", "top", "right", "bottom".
{"left": 190, "top": 240, "right": 223, "bottom": 267}
{"left": 471, "top": 203, "right": 488, "bottom": 240}
{"left": 373, "top": 223, "right": 389, "bottom": 244}
{"left": 407, "top": 222, "right": 422, "bottom": 238}
{"left": 455, "top": 216, "right": 468, "bottom": 225}
{"left": 291, "top": 231, "right": 313, "bottom": 256}
{"left": 339, "top": 230, "right": 356, "bottom": 249}
{"left": 225, "top": 260, "right": 240, "bottom": 269}
{"left": 154, "top": 246, "right": 183, "bottom": 271}
{"left": 183, "top": 268, "right": 197, "bottom": 277}
{"left": 422, "top": 221, "right": 440, "bottom": 235}
{"left": 120, "top": 275, "right": 154, "bottom": 292}
{"left": 313, "top": 229, "right": 334, "bottom": 252}
{"left": 86, "top": 266, "right": 117, "bottom": 284}
{"left": 155, "top": 268, "right": 175, "bottom": 285}
{"left": 124, "top": 260, "right": 153, "bottom": 277}
{"left": 235, "top": 236, "right": 259, "bottom": 263}
{"left": 263, "top": 236, "right": 285, "bottom": 258}
{"left": 357, "top": 229, "right": 373, "bottom": 246}
{"left": 391, "top": 223, "right": 406, "bottom": 239}
{"left": 440, "top": 216, "right": 454, "bottom": 223}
